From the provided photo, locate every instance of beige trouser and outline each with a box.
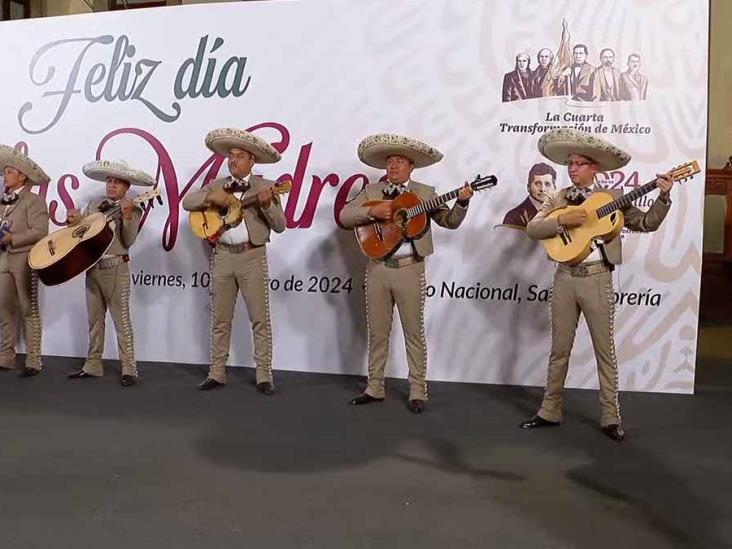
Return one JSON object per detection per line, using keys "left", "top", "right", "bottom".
{"left": 82, "top": 261, "right": 137, "bottom": 377}
{"left": 208, "top": 245, "right": 273, "bottom": 384}
{"left": 537, "top": 265, "right": 621, "bottom": 427}
{"left": 0, "top": 250, "right": 42, "bottom": 370}
{"left": 364, "top": 259, "right": 428, "bottom": 401}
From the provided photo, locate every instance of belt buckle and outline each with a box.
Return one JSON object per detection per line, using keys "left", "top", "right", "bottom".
{"left": 98, "top": 257, "right": 112, "bottom": 270}
{"left": 573, "top": 264, "right": 588, "bottom": 277}
{"left": 384, "top": 258, "right": 399, "bottom": 268}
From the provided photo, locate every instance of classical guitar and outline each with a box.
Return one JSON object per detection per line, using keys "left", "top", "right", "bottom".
{"left": 541, "top": 160, "right": 700, "bottom": 265}
{"left": 355, "top": 174, "right": 498, "bottom": 260}
{"left": 28, "top": 188, "right": 162, "bottom": 286}
{"left": 188, "top": 180, "right": 292, "bottom": 243}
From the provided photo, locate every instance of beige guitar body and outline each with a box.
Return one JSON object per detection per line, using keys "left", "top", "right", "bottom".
{"left": 28, "top": 212, "right": 115, "bottom": 285}
{"left": 188, "top": 180, "right": 292, "bottom": 244}
{"left": 542, "top": 192, "right": 624, "bottom": 265}
{"left": 28, "top": 187, "right": 161, "bottom": 286}
{"left": 188, "top": 197, "right": 241, "bottom": 241}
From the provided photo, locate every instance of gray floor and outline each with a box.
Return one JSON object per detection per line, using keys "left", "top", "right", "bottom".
{"left": 1, "top": 356, "right": 730, "bottom": 549}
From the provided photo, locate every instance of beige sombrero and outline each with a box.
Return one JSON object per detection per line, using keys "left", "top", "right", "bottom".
{"left": 83, "top": 159, "right": 155, "bottom": 187}
{"left": 0, "top": 144, "right": 50, "bottom": 185}
{"left": 205, "top": 128, "right": 281, "bottom": 164}
{"left": 358, "top": 133, "right": 443, "bottom": 169}
{"left": 538, "top": 128, "right": 630, "bottom": 171}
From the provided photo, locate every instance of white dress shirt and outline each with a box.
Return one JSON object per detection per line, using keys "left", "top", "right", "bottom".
{"left": 219, "top": 174, "right": 251, "bottom": 245}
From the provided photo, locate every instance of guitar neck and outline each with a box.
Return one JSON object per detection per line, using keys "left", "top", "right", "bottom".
{"left": 595, "top": 179, "right": 658, "bottom": 218}
{"left": 102, "top": 196, "right": 148, "bottom": 220}
{"left": 405, "top": 187, "right": 462, "bottom": 219}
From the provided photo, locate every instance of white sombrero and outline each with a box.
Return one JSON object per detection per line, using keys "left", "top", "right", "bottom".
{"left": 83, "top": 159, "right": 155, "bottom": 187}
{"left": 538, "top": 128, "right": 630, "bottom": 171}
{"left": 205, "top": 128, "right": 281, "bottom": 164}
{"left": 0, "top": 144, "right": 50, "bottom": 185}
{"left": 357, "top": 133, "right": 443, "bottom": 169}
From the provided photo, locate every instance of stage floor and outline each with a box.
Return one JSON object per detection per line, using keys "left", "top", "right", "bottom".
{"left": 1, "top": 356, "right": 730, "bottom": 549}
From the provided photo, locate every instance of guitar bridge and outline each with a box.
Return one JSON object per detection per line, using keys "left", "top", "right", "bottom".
{"left": 48, "top": 240, "right": 56, "bottom": 256}
{"left": 374, "top": 222, "right": 384, "bottom": 241}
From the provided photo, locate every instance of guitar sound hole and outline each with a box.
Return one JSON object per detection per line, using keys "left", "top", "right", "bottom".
{"left": 72, "top": 225, "right": 90, "bottom": 239}
{"left": 217, "top": 207, "right": 229, "bottom": 217}
{"left": 394, "top": 209, "right": 407, "bottom": 228}
{"left": 610, "top": 212, "right": 617, "bottom": 223}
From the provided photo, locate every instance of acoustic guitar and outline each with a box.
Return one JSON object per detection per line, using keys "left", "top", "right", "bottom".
{"left": 541, "top": 160, "right": 700, "bottom": 265}
{"left": 28, "top": 188, "right": 162, "bottom": 286}
{"left": 355, "top": 174, "right": 498, "bottom": 260}
{"left": 188, "top": 180, "right": 292, "bottom": 244}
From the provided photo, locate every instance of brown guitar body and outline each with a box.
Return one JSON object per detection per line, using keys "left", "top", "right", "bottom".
{"left": 28, "top": 212, "right": 115, "bottom": 286}
{"left": 355, "top": 192, "right": 429, "bottom": 260}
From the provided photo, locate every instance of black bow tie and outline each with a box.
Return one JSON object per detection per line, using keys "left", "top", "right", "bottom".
{"left": 566, "top": 187, "right": 592, "bottom": 205}
{"left": 1, "top": 191, "right": 19, "bottom": 205}
{"left": 383, "top": 183, "right": 407, "bottom": 199}
{"left": 225, "top": 178, "right": 250, "bottom": 193}
{"left": 98, "top": 199, "right": 116, "bottom": 212}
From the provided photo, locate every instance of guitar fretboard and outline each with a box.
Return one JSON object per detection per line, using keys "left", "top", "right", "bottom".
{"left": 596, "top": 180, "right": 658, "bottom": 218}
{"left": 405, "top": 188, "right": 462, "bottom": 219}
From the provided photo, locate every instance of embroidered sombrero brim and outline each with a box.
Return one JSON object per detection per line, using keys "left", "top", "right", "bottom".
{"left": 205, "top": 128, "right": 281, "bottom": 164}
{"left": 538, "top": 128, "right": 631, "bottom": 171}
{"left": 83, "top": 160, "right": 155, "bottom": 187}
{"left": 358, "top": 133, "right": 443, "bottom": 169}
{"left": 0, "top": 144, "right": 50, "bottom": 185}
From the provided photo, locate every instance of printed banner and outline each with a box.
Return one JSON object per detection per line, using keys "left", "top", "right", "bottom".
{"left": 0, "top": 0, "right": 708, "bottom": 393}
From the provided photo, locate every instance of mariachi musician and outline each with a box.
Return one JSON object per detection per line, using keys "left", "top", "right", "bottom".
{"left": 183, "top": 128, "right": 286, "bottom": 394}
{"left": 339, "top": 133, "right": 473, "bottom": 413}
{"left": 519, "top": 128, "right": 673, "bottom": 441}
{"left": 0, "top": 145, "right": 50, "bottom": 377}
{"left": 66, "top": 160, "right": 154, "bottom": 387}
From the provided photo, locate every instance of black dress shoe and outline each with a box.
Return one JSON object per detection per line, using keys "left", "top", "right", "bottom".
{"left": 18, "top": 367, "right": 40, "bottom": 378}
{"left": 68, "top": 370, "right": 94, "bottom": 380}
{"left": 407, "top": 399, "right": 426, "bottom": 414}
{"left": 349, "top": 392, "right": 384, "bottom": 405}
{"left": 256, "top": 381, "right": 275, "bottom": 395}
{"left": 120, "top": 375, "right": 136, "bottom": 387}
{"left": 601, "top": 424, "right": 625, "bottom": 442}
{"left": 519, "top": 415, "right": 560, "bottom": 429}
{"left": 198, "top": 378, "right": 224, "bottom": 391}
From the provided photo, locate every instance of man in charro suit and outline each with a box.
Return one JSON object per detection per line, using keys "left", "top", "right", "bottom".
{"left": 340, "top": 134, "right": 473, "bottom": 413}
{"left": 519, "top": 129, "right": 674, "bottom": 441}
{"left": 66, "top": 160, "right": 155, "bottom": 387}
{"left": 0, "top": 145, "right": 49, "bottom": 377}
{"left": 183, "top": 128, "right": 286, "bottom": 394}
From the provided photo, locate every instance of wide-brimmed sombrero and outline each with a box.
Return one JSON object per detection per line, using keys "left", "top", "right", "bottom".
{"left": 205, "top": 128, "right": 281, "bottom": 164}
{"left": 538, "top": 128, "right": 630, "bottom": 171}
{"left": 83, "top": 159, "right": 155, "bottom": 187}
{"left": 357, "top": 133, "right": 443, "bottom": 169}
{"left": 0, "top": 144, "right": 50, "bottom": 185}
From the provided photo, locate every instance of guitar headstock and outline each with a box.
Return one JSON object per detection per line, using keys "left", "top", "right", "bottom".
{"left": 133, "top": 187, "right": 163, "bottom": 208}
{"left": 469, "top": 174, "right": 498, "bottom": 192}
{"left": 668, "top": 161, "right": 701, "bottom": 184}
{"left": 273, "top": 180, "right": 292, "bottom": 196}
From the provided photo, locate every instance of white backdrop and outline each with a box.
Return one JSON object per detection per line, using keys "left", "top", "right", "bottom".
{"left": 0, "top": 0, "right": 707, "bottom": 393}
